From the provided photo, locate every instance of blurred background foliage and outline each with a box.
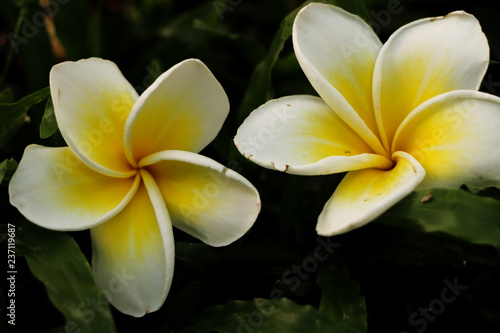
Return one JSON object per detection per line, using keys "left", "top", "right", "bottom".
{"left": 1, "top": 0, "right": 500, "bottom": 332}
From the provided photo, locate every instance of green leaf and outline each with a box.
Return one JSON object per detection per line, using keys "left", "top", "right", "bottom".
{"left": 15, "top": 219, "right": 116, "bottom": 333}
{"left": 379, "top": 188, "right": 500, "bottom": 252}
{"left": 187, "top": 297, "right": 360, "bottom": 333}
{"left": 0, "top": 86, "right": 50, "bottom": 120}
{"left": 0, "top": 158, "right": 18, "bottom": 186}
{"left": 317, "top": 254, "right": 367, "bottom": 332}
{"left": 39, "top": 96, "right": 58, "bottom": 139}
{"left": 0, "top": 87, "right": 50, "bottom": 147}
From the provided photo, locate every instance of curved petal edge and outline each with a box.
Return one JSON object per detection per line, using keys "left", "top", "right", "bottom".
{"left": 316, "top": 151, "right": 425, "bottom": 236}
{"left": 140, "top": 150, "right": 261, "bottom": 247}
{"left": 91, "top": 171, "right": 174, "bottom": 317}
{"left": 9, "top": 145, "right": 140, "bottom": 231}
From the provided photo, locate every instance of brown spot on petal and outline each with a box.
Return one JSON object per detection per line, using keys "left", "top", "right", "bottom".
{"left": 270, "top": 162, "right": 289, "bottom": 172}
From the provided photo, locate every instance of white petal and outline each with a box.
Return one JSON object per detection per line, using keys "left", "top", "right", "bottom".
{"left": 234, "top": 95, "right": 392, "bottom": 175}
{"left": 316, "top": 151, "right": 425, "bottom": 236}
{"left": 393, "top": 90, "right": 500, "bottom": 190}
{"left": 91, "top": 170, "right": 174, "bottom": 317}
{"left": 124, "top": 59, "right": 229, "bottom": 165}
{"left": 9, "top": 145, "right": 139, "bottom": 231}
{"left": 50, "top": 58, "right": 138, "bottom": 177}
{"left": 293, "top": 3, "right": 386, "bottom": 156}
{"left": 373, "top": 11, "right": 489, "bottom": 149}
{"left": 140, "top": 150, "right": 260, "bottom": 247}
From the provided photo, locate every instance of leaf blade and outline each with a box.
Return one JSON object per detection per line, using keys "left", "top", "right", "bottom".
{"left": 15, "top": 219, "right": 117, "bottom": 333}
{"left": 0, "top": 86, "right": 50, "bottom": 147}
{"left": 0, "top": 86, "right": 50, "bottom": 120}
{"left": 0, "top": 158, "right": 18, "bottom": 186}
{"left": 39, "top": 96, "right": 58, "bottom": 139}
{"left": 379, "top": 188, "right": 500, "bottom": 252}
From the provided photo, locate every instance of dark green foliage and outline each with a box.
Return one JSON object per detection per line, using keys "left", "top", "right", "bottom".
{"left": 1, "top": 0, "right": 500, "bottom": 332}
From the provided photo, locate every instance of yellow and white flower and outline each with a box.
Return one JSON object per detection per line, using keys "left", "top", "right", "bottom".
{"left": 9, "top": 58, "right": 261, "bottom": 317}
{"left": 235, "top": 3, "right": 500, "bottom": 236}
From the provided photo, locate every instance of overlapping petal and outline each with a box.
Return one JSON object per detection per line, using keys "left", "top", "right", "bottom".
{"left": 373, "top": 11, "right": 489, "bottom": 149}
{"left": 50, "top": 58, "right": 139, "bottom": 177}
{"left": 316, "top": 152, "right": 425, "bottom": 236}
{"left": 124, "top": 59, "right": 229, "bottom": 165}
{"left": 139, "top": 150, "right": 261, "bottom": 247}
{"left": 234, "top": 95, "right": 392, "bottom": 175}
{"left": 393, "top": 90, "right": 500, "bottom": 190}
{"left": 91, "top": 170, "right": 174, "bottom": 317}
{"left": 293, "top": 3, "right": 386, "bottom": 156}
{"left": 9, "top": 145, "right": 140, "bottom": 231}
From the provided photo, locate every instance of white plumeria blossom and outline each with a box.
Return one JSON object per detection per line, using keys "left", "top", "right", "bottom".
{"left": 234, "top": 3, "right": 500, "bottom": 236}
{"left": 9, "top": 58, "right": 261, "bottom": 317}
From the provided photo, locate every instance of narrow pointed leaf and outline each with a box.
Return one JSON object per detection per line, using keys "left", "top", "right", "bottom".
{"left": 0, "top": 158, "right": 18, "bottom": 186}
{"left": 0, "top": 86, "right": 50, "bottom": 121}
{"left": 0, "top": 87, "right": 50, "bottom": 147}
{"left": 39, "top": 96, "right": 58, "bottom": 139}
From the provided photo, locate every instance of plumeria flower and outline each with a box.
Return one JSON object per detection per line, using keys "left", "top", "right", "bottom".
{"left": 9, "top": 58, "right": 261, "bottom": 317}
{"left": 234, "top": 3, "right": 500, "bottom": 236}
